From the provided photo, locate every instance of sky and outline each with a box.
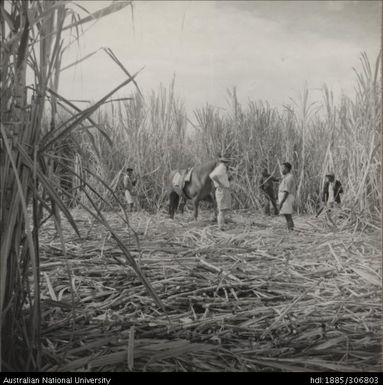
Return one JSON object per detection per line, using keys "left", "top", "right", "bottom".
{"left": 58, "top": 0, "right": 381, "bottom": 115}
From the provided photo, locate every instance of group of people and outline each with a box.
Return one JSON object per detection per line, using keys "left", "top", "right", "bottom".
{"left": 209, "top": 155, "right": 343, "bottom": 231}
{"left": 119, "top": 156, "right": 343, "bottom": 231}
{"left": 258, "top": 163, "right": 343, "bottom": 231}
{"left": 258, "top": 163, "right": 295, "bottom": 230}
{"left": 209, "top": 157, "right": 297, "bottom": 231}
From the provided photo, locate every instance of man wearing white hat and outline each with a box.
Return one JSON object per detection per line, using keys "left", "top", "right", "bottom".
{"left": 209, "top": 155, "right": 232, "bottom": 230}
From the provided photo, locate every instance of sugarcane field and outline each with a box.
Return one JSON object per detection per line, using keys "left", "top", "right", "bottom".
{"left": 0, "top": 0, "right": 382, "bottom": 375}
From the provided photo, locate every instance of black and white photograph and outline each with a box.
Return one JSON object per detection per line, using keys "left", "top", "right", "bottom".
{"left": 0, "top": 0, "right": 381, "bottom": 374}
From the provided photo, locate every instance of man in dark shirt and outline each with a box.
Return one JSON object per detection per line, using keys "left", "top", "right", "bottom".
{"left": 260, "top": 168, "right": 279, "bottom": 215}
{"left": 321, "top": 172, "right": 343, "bottom": 229}
{"left": 322, "top": 172, "right": 343, "bottom": 205}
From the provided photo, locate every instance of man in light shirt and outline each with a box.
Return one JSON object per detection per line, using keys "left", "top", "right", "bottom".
{"left": 209, "top": 155, "right": 232, "bottom": 231}
{"left": 123, "top": 167, "right": 137, "bottom": 212}
{"left": 278, "top": 162, "right": 295, "bottom": 231}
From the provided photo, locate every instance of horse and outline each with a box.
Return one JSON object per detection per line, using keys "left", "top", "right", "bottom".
{"left": 168, "top": 160, "right": 218, "bottom": 220}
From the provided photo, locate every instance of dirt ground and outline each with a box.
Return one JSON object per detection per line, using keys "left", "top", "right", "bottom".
{"left": 38, "top": 207, "right": 382, "bottom": 372}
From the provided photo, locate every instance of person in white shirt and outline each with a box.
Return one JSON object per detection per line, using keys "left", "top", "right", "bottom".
{"left": 209, "top": 156, "right": 232, "bottom": 231}
{"left": 278, "top": 162, "right": 295, "bottom": 231}
{"left": 123, "top": 167, "right": 137, "bottom": 212}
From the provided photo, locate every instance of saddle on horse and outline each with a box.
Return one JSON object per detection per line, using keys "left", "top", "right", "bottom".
{"left": 171, "top": 168, "right": 193, "bottom": 199}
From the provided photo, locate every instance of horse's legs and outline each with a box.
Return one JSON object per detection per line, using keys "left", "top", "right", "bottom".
{"left": 192, "top": 197, "right": 200, "bottom": 220}
{"left": 169, "top": 191, "right": 179, "bottom": 219}
{"left": 179, "top": 197, "right": 187, "bottom": 214}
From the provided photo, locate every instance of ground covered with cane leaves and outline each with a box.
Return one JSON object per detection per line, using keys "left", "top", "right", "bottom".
{"left": 39, "top": 208, "right": 382, "bottom": 372}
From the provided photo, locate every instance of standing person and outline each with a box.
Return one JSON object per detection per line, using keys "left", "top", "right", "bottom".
{"left": 278, "top": 162, "right": 295, "bottom": 231}
{"left": 123, "top": 167, "right": 137, "bottom": 212}
{"left": 322, "top": 171, "right": 343, "bottom": 228}
{"left": 260, "top": 168, "right": 279, "bottom": 216}
{"left": 209, "top": 155, "right": 232, "bottom": 231}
